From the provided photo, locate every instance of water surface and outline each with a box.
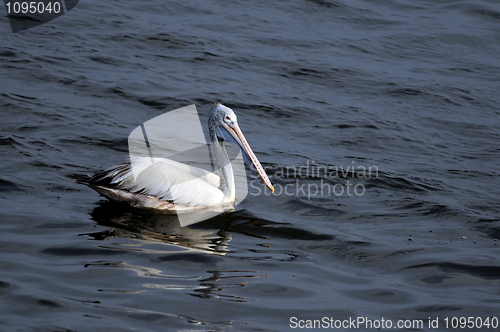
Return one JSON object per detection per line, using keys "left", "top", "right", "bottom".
{"left": 1, "top": 0, "right": 500, "bottom": 331}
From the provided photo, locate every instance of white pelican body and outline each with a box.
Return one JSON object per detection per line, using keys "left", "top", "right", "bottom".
{"left": 77, "top": 104, "right": 274, "bottom": 213}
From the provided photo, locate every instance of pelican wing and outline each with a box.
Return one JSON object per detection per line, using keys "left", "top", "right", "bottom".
{"left": 129, "top": 157, "right": 220, "bottom": 187}
{"left": 88, "top": 157, "right": 224, "bottom": 207}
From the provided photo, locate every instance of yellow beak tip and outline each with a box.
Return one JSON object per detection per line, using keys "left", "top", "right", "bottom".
{"left": 270, "top": 186, "right": 275, "bottom": 193}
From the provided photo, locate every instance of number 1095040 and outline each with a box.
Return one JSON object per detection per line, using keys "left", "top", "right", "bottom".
{"left": 5, "top": 2, "right": 61, "bottom": 14}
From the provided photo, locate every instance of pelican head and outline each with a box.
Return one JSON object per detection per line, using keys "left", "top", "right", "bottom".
{"left": 209, "top": 103, "right": 274, "bottom": 193}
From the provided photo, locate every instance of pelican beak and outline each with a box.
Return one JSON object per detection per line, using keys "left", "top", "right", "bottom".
{"left": 223, "top": 122, "right": 274, "bottom": 193}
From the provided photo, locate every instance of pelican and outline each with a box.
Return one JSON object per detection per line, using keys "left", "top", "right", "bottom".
{"left": 76, "top": 103, "right": 274, "bottom": 213}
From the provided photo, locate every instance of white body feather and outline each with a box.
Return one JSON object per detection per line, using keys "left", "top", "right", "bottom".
{"left": 111, "top": 157, "right": 226, "bottom": 207}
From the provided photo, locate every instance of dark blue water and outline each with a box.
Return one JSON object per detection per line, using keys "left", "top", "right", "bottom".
{"left": 1, "top": 0, "right": 500, "bottom": 331}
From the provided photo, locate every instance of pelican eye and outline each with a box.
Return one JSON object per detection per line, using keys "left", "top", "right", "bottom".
{"left": 225, "top": 115, "right": 231, "bottom": 121}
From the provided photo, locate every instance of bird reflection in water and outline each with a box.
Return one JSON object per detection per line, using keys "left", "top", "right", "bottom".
{"left": 191, "top": 270, "right": 266, "bottom": 303}
{"left": 81, "top": 201, "right": 272, "bottom": 302}
{"left": 84, "top": 201, "right": 233, "bottom": 254}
